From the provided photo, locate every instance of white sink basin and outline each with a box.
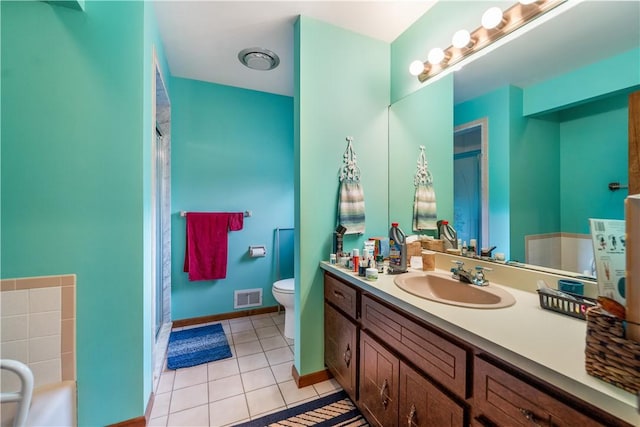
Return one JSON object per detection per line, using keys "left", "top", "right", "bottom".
{"left": 394, "top": 270, "right": 516, "bottom": 309}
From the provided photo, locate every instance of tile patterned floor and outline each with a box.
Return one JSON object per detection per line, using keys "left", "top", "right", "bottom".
{"left": 148, "top": 312, "right": 342, "bottom": 427}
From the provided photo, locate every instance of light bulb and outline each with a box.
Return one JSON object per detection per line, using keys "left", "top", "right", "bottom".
{"left": 482, "top": 7, "right": 504, "bottom": 29}
{"left": 428, "top": 47, "right": 445, "bottom": 65}
{"left": 452, "top": 29, "right": 472, "bottom": 49}
{"left": 409, "top": 60, "right": 425, "bottom": 76}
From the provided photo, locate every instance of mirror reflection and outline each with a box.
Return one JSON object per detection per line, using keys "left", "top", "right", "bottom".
{"left": 390, "top": 1, "right": 639, "bottom": 276}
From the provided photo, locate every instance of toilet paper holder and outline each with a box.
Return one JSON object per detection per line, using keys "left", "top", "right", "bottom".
{"left": 248, "top": 245, "right": 267, "bottom": 257}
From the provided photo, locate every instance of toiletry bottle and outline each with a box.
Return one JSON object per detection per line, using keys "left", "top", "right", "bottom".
{"left": 352, "top": 249, "right": 360, "bottom": 273}
{"left": 469, "top": 239, "right": 477, "bottom": 256}
{"left": 439, "top": 220, "right": 458, "bottom": 250}
{"left": 461, "top": 241, "right": 468, "bottom": 256}
{"left": 388, "top": 222, "right": 408, "bottom": 273}
{"left": 376, "top": 255, "right": 384, "bottom": 273}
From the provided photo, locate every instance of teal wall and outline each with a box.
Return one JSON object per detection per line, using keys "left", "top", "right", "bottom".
{"left": 558, "top": 95, "right": 628, "bottom": 233}
{"left": 170, "top": 78, "right": 294, "bottom": 321}
{"left": 389, "top": 75, "right": 454, "bottom": 232}
{"left": 1, "top": 1, "right": 149, "bottom": 425}
{"left": 295, "top": 16, "right": 389, "bottom": 375}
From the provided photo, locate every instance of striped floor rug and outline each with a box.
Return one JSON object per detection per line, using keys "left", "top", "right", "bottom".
{"left": 234, "top": 390, "right": 369, "bottom": 427}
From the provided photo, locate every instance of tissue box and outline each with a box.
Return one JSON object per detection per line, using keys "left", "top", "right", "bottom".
{"left": 422, "top": 239, "right": 444, "bottom": 252}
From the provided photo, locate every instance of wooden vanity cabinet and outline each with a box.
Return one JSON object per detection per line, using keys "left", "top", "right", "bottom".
{"left": 324, "top": 273, "right": 359, "bottom": 400}
{"left": 323, "top": 271, "right": 632, "bottom": 427}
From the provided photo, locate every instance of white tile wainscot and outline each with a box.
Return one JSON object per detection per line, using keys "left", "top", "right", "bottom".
{"left": 1, "top": 274, "right": 76, "bottom": 389}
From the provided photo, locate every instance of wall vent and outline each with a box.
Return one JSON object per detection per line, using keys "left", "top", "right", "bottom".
{"left": 234, "top": 288, "right": 263, "bottom": 309}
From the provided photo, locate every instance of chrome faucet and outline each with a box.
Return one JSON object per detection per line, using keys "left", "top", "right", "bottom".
{"left": 450, "top": 261, "right": 474, "bottom": 284}
{"left": 472, "top": 265, "right": 492, "bottom": 286}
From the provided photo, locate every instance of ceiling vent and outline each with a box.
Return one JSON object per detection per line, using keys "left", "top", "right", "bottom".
{"left": 238, "top": 47, "right": 280, "bottom": 71}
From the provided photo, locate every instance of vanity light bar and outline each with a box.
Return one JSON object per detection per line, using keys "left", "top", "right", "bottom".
{"left": 416, "top": 0, "right": 566, "bottom": 83}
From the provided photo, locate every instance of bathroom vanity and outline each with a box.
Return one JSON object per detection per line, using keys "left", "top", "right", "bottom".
{"left": 321, "top": 261, "right": 638, "bottom": 427}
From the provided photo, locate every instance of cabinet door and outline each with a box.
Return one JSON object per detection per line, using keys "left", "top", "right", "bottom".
{"left": 399, "top": 362, "right": 465, "bottom": 427}
{"left": 324, "top": 302, "right": 357, "bottom": 399}
{"left": 360, "top": 331, "right": 399, "bottom": 427}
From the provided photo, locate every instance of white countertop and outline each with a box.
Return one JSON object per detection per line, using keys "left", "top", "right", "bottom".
{"left": 320, "top": 262, "right": 639, "bottom": 426}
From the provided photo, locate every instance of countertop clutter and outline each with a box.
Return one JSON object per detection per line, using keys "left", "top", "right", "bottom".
{"left": 320, "top": 261, "right": 639, "bottom": 426}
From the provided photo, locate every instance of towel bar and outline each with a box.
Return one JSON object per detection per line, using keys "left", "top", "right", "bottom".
{"left": 180, "top": 210, "right": 251, "bottom": 217}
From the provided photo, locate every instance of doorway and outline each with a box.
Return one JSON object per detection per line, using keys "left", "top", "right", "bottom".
{"left": 155, "top": 128, "right": 170, "bottom": 336}
{"left": 152, "top": 54, "right": 172, "bottom": 390}
{"left": 454, "top": 119, "right": 488, "bottom": 250}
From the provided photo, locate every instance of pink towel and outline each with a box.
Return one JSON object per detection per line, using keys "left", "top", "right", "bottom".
{"left": 183, "top": 212, "right": 244, "bottom": 281}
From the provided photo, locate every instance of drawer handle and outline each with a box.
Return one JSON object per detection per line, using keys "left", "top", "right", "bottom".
{"left": 407, "top": 403, "right": 416, "bottom": 426}
{"left": 343, "top": 344, "right": 352, "bottom": 368}
{"left": 518, "top": 408, "right": 548, "bottom": 426}
{"left": 333, "top": 290, "right": 345, "bottom": 299}
{"left": 380, "top": 379, "right": 389, "bottom": 409}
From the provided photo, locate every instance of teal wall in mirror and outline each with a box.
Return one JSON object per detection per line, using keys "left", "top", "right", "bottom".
{"left": 452, "top": 51, "right": 635, "bottom": 267}
{"left": 389, "top": 76, "right": 455, "bottom": 235}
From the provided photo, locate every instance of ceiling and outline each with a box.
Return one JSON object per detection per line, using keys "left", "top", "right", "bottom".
{"left": 154, "top": 1, "right": 437, "bottom": 97}
{"left": 154, "top": 1, "right": 640, "bottom": 100}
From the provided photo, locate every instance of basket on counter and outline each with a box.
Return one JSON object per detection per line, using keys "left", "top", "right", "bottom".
{"left": 536, "top": 290, "right": 596, "bottom": 320}
{"left": 585, "top": 306, "right": 640, "bottom": 394}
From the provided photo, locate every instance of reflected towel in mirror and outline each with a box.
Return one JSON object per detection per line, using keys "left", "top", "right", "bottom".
{"left": 413, "top": 183, "right": 437, "bottom": 231}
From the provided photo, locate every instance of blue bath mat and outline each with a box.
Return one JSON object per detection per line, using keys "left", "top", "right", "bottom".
{"left": 167, "top": 323, "right": 232, "bottom": 370}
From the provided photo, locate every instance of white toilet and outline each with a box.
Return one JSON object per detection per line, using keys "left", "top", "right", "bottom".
{"left": 272, "top": 278, "right": 295, "bottom": 339}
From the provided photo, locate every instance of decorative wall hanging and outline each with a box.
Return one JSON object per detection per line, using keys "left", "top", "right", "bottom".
{"left": 413, "top": 145, "right": 437, "bottom": 231}
{"left": 337, "top": 136, "right": 365, "bottom": 234}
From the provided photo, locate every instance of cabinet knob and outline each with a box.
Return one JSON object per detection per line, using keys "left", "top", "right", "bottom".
{"left": 343, "top": 344, "right": 352, "bottom": 368}
{"left": 407, "top": 403, "right": 417, "bottom": 426}
{"left": 380, "top": 379, "right": 390, "bottom": 408}
{"left": 518, "top": 407, "right": 548, "bottom": 426}
{"left": 333, "top": 290, "right": 345, "bottom": 299}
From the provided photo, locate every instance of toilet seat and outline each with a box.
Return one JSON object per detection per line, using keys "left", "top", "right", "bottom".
{"left": 273, "top": 278, "right": 294, "bottom": 294}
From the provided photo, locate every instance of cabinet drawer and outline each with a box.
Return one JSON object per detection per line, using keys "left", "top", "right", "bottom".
{"left": 324, "top": 273, "right": 358, "bottom": 319}
{"left": 324, "top": 303, "right": 358, "bottom": 399}
{"left": 360, "top": 331, "right": 399, "bottom": 427}
{"left": 399, "top": 361, "right": 465, "bottom": 427}
{"left": 362, "top": 295, "right": 469, "bottom": 398}
{"left": 474, "top": 356, "right": 606, "bottom": 427}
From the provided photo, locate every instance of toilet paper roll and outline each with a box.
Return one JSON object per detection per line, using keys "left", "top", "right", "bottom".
{"left": 249, "top": 246, "right": 266, "bottom": 257}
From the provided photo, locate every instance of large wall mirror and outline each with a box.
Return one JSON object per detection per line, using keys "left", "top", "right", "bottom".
{"left": 390, "top": 1, "right": 639, "bottom": 277}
